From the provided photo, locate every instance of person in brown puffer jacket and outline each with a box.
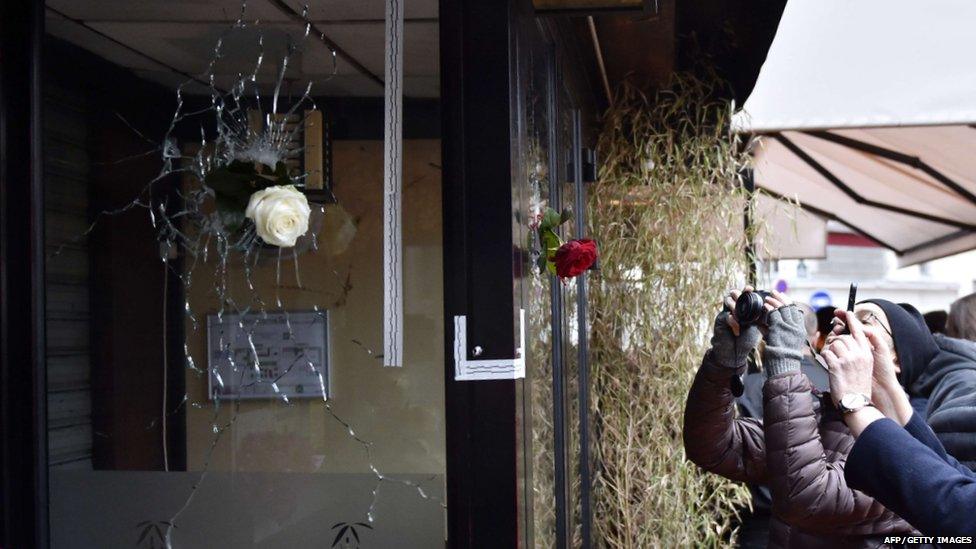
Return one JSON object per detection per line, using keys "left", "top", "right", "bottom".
{"left": 683, "top": 289, "right": 917, "bottom": 548}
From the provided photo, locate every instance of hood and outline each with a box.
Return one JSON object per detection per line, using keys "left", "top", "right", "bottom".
{"left": 914, "top": 334, "right": 976, "bottom": 396}
{"left": 861, "top": 299, "right": 939, "bottom": 389}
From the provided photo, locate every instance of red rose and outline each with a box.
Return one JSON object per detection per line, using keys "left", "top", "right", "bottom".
{"left": 553, "top": 239, "right": 598, "bottom": 279}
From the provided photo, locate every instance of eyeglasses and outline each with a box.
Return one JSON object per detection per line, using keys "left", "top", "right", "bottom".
{"left": 811, "top": 311, "right": 894, "bottom": 371}
{"left": 859, "top": 311, "right": 893, "bottom": 338}
{"left": 831, "top": 311, "right": 893, "bottom": 338}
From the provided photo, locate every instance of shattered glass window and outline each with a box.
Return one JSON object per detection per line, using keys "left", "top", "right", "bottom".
{"left": 43, "top": 2, "right": 445, "bottom": 547}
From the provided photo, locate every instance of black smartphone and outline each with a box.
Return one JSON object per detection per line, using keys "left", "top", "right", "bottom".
{"left": 840, "top": 283, "right": 858, "bottom": 335}
{"left": 847, "top": 283, "right": 858, "bottom": 312}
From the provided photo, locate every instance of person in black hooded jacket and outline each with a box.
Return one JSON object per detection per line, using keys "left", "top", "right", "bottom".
{"left": 820, "top": 310, "right": 976, "bottom": 537}
{"left": 838, "top": 299, "right": 976, "bottom": 470}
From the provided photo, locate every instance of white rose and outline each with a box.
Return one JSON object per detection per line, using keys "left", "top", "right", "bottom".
{"left": 244, "top": 185, "right": 311, "bottom": 247}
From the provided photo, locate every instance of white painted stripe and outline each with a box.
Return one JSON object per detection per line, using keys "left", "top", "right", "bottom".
{"left": 383, "top": 0, "right": 404, "bottom": 367}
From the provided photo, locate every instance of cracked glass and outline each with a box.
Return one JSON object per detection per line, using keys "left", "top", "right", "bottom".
{"left": 43, "top": 2, "right": 446, "bottom": 547}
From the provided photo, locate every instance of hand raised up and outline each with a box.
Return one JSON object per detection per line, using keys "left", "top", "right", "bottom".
{"left": 711, "top": 287, "right": 761, "bottom": 369}
{"left": 822, "top": 312, "right": 874, "bottom": 409}
{"left": 835, "top": 310, "right": 912, "bottom": 425}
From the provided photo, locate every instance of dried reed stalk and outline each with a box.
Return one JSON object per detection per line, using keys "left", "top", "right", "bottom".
{"left": 589, "top": 74, "right": 754, "bottom": 548}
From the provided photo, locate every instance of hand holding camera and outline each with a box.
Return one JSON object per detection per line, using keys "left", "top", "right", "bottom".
{"left": 757, "top": 290, "right": 805, "bottom": 344}
{"left": 712, "top": 287, "right": 806, "bottom": 373}
{"left": 731, "top": 288, "right": 773, "bottom": 329}
{"left": 759, "top": 291, "right": 807, "bottom": 376}
{"left": 711, "top": 287, "right": 763, "bottom": 369}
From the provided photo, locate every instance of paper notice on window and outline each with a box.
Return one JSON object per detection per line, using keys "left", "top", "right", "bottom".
{"left": 207, "top": 311, "right": 329, "bottom": 399}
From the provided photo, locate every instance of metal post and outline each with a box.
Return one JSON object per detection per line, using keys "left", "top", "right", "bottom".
{"left": 0, "top": 0, "right": 48, "bottom": 546}
{"left": 742, "top": 168, "right": 757, "bottom": 286}
{"left": 573, "top": 111, "right": 593, "bottom": 549}
{"left": 441, "top": 0, "right": 520, "bottom": 544}
{"left": 548, "top": 43, "right": 569, "bottom": 549}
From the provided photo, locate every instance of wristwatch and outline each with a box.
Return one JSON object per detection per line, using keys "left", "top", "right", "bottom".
{"left": 838, "top": 393, "right": 874, "bottom": 414}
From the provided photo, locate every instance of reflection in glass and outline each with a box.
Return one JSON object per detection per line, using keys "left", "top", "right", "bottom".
{"left": 511, "top": 17, "right": 558, "bottom": 548}
{"left": 43, "top": 4, "right": 446, "bottom": 547}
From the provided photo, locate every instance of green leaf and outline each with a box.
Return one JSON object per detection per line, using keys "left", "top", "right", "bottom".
{"left": 540, "top": 228, "right": 562, "bottom": 258}
{"left": 538, "top": 227, "right": 563, "bottom": 275}
{"left": 540, "top": 207, "right": 562, "bottom": 231}
{"left": 204, "top": 159, "right": 299, "bottom": 236}
{"left": 547, "top": 259, "right": 558, "bottom": 275}
{"left": 560, "top": 207, "right": 573, "bottom": 224}
{"left": 204, "top": 160, "right": 292, "bottom": 201}
{"left": 205, "top": 161, "right": 254, "bottom": 193}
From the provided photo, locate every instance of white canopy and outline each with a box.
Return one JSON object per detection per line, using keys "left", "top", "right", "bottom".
{"left": 755, "top": 193, "right": 827, "bottom": 260}
{"left": 733, "top": 0, "right": 976, "bottom": 266}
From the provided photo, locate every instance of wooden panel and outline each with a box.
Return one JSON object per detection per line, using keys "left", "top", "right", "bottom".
{"left": 44, "top": 246, "right": 90, "bottom": 285}
{"left": 39, "top": 34, "right": 189, "bottom": 477}
{"left": 44, "top": 82, "right": 94, "bottom": 471}
{"left": 46, "top": 283, "right": 90, "bottom": 319}
{"left": 47, "top": 390, "right": 92, "bottom": 428}
{"left": 303, "top": 109, "right": 324, "bottom": 189}
{"left": 87, "top": 88, "right": 175, "bottom": 472}
{"left": 47, "top": 355, "right": 90, "bottom": 393}
{"left": 47, "top": 424, "right": 94, "bottom": 468}
{"left": 591, "top": 0, "right": 675, "bottom": 91}
{"left": 44, "top": 171, "right": 89, "bottom": 203}
{"left": 46, "top": 319, "right": 91, "bottom": 353}
{"left": 44, "top": 139, "right": 90, "bottom": 180}
{"left": 45, "top": 211, "right": 90, "bottom": 244}
{"left": 45, "top": 172, "right": 89, "bottom": 205}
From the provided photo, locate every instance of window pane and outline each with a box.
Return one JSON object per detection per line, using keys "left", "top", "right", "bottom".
{"left": 511, "top": 17, "right": 558, "bottom": 548}
{"left": 43, "top": 7, "right": 446, "bottom": 547}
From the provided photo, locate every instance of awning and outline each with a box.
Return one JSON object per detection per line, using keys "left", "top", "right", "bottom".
{"left": 754, "top": 193, "right": 827, "bottom": 260}
{"left": 732, "top": 0, "right": 976, "bottom": 266}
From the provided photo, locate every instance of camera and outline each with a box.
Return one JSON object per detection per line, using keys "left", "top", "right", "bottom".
{"left": 734, "top": 290, "right": 772, "bottom": 326}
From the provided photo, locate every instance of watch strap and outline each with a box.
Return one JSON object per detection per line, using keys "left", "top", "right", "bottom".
{"left": 839, "top": 393, "right": 874, "bottom": 414}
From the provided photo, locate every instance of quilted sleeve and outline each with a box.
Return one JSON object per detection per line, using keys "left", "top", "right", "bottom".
{"left": 683, "top": 351, "right": 767, "bottom": 484}
{"left": 763, "top": 372, "right": 894, "bottom": 530}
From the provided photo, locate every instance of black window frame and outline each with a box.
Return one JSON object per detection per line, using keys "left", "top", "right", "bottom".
{"left": 2, "top": 0, "right": 596, "bottom": 546}
{"left": 1, "top": 0, "right": 49, "bottom": 547}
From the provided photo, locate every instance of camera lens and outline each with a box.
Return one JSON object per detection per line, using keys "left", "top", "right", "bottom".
{"left": 734, "top": 291, "right": 766, "bottom": 325}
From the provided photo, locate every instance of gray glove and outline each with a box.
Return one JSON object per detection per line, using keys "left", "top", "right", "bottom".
{"left": 710, "top": 310, "right": 761, "bottom": 370}
{"left": 763, "top": 304, "right": 806, "bottom": 378}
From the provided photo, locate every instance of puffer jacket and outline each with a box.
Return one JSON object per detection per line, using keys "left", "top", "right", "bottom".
{"left": 683, "top": 353, "right": 916, "bottom": 548}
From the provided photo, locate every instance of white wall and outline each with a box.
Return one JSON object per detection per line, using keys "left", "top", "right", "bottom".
{"left": 767, "top": 244, "right": 974, "bottom": 313}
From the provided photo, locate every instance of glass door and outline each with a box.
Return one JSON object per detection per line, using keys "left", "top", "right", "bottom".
{"left": 39, "top": 3, "right": 448, "bottom": 547}
{"left": 512, "top": 15, "right": 595, "bottom": 549}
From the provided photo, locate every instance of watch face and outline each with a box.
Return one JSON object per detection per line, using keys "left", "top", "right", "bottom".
{"left": 841, "top": 393, "right": 868, "bottom": 410}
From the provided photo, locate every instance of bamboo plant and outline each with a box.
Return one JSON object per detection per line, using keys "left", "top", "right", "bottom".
{"left": 588, "top": 72, "right": 758, "bottom": 548}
